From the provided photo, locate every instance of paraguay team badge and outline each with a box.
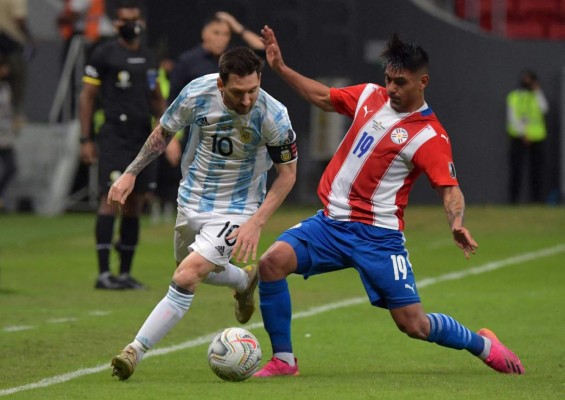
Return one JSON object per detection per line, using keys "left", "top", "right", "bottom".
{"left": 390, "top": 128, "right": 408, "bottom": 144}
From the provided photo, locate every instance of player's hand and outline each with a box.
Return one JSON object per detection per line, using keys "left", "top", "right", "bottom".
{"left": 227, "top": 220, "right": 262, "bottom": 263}
{"left": 215, "top": 11, "right": 243, "bottom": 33}
{"left": 261, "top": 25, "right": 284, "bottom": 72}
{"left": 107, "top": 173, "right": 136, "bottom": 206}
{"left": 80, "top": 141, "right": 97, "bottom": 165}
{"left": 452, "top": 226, "right": 478, "bottom": 259}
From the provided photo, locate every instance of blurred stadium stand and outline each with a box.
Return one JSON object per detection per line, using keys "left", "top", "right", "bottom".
{"left": 453, "top": 0, "right": 565, "bottom": 40}
{"left": 3, "top": 0, "right": 565, "bottom": 214}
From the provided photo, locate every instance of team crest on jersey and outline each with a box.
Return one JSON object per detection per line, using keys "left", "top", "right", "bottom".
{"left": 390, "top": 128, "right": 408, "bottom": 144}
{"left": 240, "top": 127, "right": 254, "bottom": 143}
{"left": 116, "top": 71, "right": 131, "bottom": 88}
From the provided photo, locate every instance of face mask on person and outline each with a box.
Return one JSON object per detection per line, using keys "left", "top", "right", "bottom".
{"left": 118, "top": 21, "right": 143, "bottom": 42}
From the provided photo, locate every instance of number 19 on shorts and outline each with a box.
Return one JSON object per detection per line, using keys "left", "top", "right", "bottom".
{"left": 390, "top": 254, "right": 408, "bottom": 281}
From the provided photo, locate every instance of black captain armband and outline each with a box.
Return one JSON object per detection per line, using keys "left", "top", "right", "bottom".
{"left": 266, "top": 142, "right": 298, "bottom": 164}
{"left": 80, "top": 137, "right": 93, "bottom": 144}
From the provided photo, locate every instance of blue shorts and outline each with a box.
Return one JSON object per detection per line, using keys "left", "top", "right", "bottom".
{"left": 278, "top": 211, "right": 420, "bottom": 309}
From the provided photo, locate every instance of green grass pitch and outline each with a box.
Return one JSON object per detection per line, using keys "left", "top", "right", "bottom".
{"left": 0, "top": 205, "right": 564, "bottom": 399}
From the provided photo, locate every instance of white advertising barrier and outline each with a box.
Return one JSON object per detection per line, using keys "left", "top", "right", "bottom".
{"left": 4, "top": 120, "right": 80, "bottom": 215}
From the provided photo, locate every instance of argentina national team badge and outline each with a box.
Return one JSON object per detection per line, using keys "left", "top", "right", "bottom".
{"left": 239, "top": 127, "right": 254, "bottom": 144}
{"left": 391, "top": 128, "right": 408, "bottom": 144}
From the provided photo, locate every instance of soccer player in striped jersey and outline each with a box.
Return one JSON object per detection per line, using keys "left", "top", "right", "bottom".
{"left": 253, "top": 26, "right": 524, "bottom": 377}
{"left": 107, "top": 47, "right": 298, "bottom": 381}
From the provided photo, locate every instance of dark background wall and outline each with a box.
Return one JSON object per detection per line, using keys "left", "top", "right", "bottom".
{"left": 27, "top": 0, "right": 565, "bottom": 205}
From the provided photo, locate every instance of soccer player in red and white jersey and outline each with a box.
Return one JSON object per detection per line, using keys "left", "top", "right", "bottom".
{"left": 253, "top": 26, "right": 524, "bottom": 377}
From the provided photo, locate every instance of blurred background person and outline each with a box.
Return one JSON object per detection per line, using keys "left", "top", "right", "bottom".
{"left": 168, "top": 11, "right": 264, "bottom": 102}
{"left": 78, "top": 0, "right": 165, "bottom": 290}
{"left": 506, "top": 69, "right": 548, "bottom": 204}
{"left": 56, "top": 0, "right": 114, "bottom": 61}
{"left": 0, "top": 0, "right": 35, "bottom": 125}
{"left": 0, "top": 53, "right": 16, "bottom": 211}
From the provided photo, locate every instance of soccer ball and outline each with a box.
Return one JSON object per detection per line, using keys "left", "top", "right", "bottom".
{"left": 207, "top": 327, "right": 262, "bottom": 382}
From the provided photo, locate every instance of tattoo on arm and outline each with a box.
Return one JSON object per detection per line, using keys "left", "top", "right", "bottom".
{"left": 125, "top": 125, "right": 175, "bottom": 175}
{"left": 444, "top": 187, "right": 465, "bottom": 228}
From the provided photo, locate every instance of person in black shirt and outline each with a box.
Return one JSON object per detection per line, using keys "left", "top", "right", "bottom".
{"left": 79, "top": 0, "right": 165, "bottom": 290}
{"left": 168, "top": 11, "right": 264, "bottom": 102}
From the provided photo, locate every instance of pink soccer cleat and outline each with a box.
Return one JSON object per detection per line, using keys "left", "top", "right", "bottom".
{"left": 253, "top": 357, "right": 300, "bottom": 378}
{"left": 478, "top": 328, "right": 525, "bottom": 375}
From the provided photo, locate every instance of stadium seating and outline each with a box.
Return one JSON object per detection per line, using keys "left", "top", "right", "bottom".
{"left": 454, "top": 0, "right": 565, "bottom": 40}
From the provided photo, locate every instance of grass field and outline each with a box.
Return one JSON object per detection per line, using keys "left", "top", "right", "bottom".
{"left": 1, "top": 205, "right": 564, "bottom": 399}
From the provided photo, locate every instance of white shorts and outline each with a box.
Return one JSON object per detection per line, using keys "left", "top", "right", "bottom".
{"left": 174, "top": 207, "right": 250, "bottom": 270}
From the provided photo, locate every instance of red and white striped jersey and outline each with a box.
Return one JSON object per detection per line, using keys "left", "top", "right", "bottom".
{"left": 318, "top": 83, "right": 458, "bottom": 231}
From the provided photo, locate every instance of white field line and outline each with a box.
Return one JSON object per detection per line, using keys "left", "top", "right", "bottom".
{"left": 1, "top": 243, "right": 564, "bottom": 397}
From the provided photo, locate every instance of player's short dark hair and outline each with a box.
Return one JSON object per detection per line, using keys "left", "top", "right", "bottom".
{"left": 381, "top": 34, "right": 429, "bottom": 74}
{"left": 115, "top": 0, "right": 141, "bottom": 12}
{"left": 218, "top": 47, "right": 264, "bottom": 84}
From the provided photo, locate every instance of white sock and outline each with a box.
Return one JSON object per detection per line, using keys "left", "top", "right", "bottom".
{"left": 479, "top": 337, "right": 492, "bottom": 360}
{"left": 274, "top": 352, "right": 295, "bottom": 366}
{"left": 202, "top": 262, "right": 247, "bottom": 292}
{"left": 132, "top": 283, "right": 194, "bottom": 354}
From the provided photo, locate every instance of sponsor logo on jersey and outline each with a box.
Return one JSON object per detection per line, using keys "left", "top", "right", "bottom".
{"left": 195, "top": 116, "right": 209, "bottom": 126}
{"left": 116, "top": 71, "right": 131, "bottom": 88}
{"left": 390, "top": 128, "right": 408, "bottom": 144}
{"left": 362, "top": 105, "right": 373, "bottom": 117}
{"left": 372, "top": 120, "right": 385, "bottom": 130}
{"left": 215, "top": 245, "right": 225, "bottom": 256}
{"left": 449, "top": 162, "right": 456, "bottom": 178}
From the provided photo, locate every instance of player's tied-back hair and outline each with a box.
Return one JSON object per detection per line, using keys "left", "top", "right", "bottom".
{"left": 381, "top": 34, "right": 429, "bottom": 74}
{"left": 219, "top": 47, "right": 264, "bottom": 84}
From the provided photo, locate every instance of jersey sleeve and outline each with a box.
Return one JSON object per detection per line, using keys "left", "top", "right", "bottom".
{"left": 82, "top": 46, "right": 106, "bottom": 86}
{"left": 264, "top": 107, "right": 298, "bottom": 164}
{"left": 160, "top": 84, "right": 195, "bottom": 133}
{"left": 411, "top": 129, "right": 459, "bottom": 188}
{"left": 329, "top": 84, "right": 368, "bottom": 118}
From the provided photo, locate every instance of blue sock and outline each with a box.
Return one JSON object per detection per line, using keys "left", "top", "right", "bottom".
{"left": 426, "top": 313, "right": 485, "bottom": 356}
{"left": 259, "top": 279, "right": 292, "bottom": 354}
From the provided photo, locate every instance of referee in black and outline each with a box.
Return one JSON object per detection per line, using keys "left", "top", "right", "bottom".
{"left": 79, "top": 0, "right": 165, "bottom": 290}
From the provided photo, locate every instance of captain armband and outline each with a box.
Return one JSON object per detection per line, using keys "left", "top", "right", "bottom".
{"left": 266, "top": 141, "right": 298, "bottom": 164}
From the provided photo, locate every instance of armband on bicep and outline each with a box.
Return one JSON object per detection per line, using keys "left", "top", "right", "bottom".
{"left": 266, "top": 142, "right": 298, "bottom": 164}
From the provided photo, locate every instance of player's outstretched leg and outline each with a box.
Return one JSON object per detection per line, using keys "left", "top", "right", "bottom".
{"left": 111, "top": 345, "right": 141, "bottom": 381}
{"left": 234, "top": 265, "right": 259, "bottom": 324}
{"left": 478, "top": 328, "right": 524, "bottom": 374}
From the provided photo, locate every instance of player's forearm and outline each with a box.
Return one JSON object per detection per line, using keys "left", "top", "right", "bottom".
{"left": 276, "top": 64, "right": 334, "bottom": 112}
{"left": 241, "top": 30, "right": 265, "bottom": 50}
{"left": 79, "top": 93, "right": 95, "bottom": 140}
{"left": 124, "top": 124, "right": 174, "bottom": 176}
{"left": 440, "top": 186, "right": 466, "bottom": 230}
{"left": 250, "top": 163, "right": 297, "bottom": 228}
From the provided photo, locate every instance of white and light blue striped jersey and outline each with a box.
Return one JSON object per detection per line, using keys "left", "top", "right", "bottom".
{"left": 160, "top": 73, "right": 297, "bottom": 215}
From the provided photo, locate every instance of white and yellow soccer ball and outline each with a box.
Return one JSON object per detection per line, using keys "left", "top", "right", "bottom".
{"left": 207, "top": 327, "right": 262, "bottom": 382}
